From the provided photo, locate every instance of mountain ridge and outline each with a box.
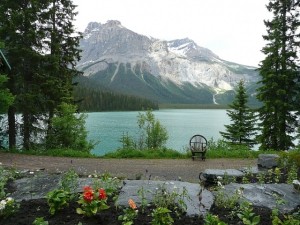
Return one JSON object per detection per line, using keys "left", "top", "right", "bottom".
{"left": 77, "top": 20, "right": 260, "bottom": 105}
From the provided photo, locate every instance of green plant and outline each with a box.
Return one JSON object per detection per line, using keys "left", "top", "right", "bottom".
{"left": 92, "top": 172, "right": 121, "bottom": 198}
{"left": 138, "top": 186, "right": 148, "bottom": 213}
{"left": 273, "top": 167, "right": 282, "bottom": 183}
{"left": 59, "top": 168, "right": 79, "bottom": 194}
{"left": 287, "top": 163, "right": 298, "bottom": 184}
{"left": 237, "top": 201, "right": 260, "bottom": 225}
{"left": 46, "top": 189, "right": 70, "bottom": 215}
{"left": 137, "top": 110, "right": 169, "bottom": 150}
{"left": 118, "top": 199, "right": 138, "bottom": 225}
{"left": 152, "top": 183, "right": 188, "bottom": 217}
{"left": 76, "top": 186, "right": 109, "bottom": 217}
{"left": 151, "top": 207, "right": 174, "bottom": 225}
{"left": 257, "top": 172, "right": 265, "bottom": 184}
{"left": 32, "top": 217, "right": 49, "bottom": 225}
{"left": 204, "top": 213, "right": 228, "bottom": 225}
{"left": 215, "top": 187, "right": 243, "bottom": 210}
{"left": 0, "top": 197, "right": 19, "bottom": 219}
{"left": 271, "top": 194, "right": 300, "bottom": 225}
{"left": 46, "top": 103, "right": 94, "bottom": 152}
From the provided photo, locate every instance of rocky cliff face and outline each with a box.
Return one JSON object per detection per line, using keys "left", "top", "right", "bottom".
{"left": 77, "top": 20, "right": 260, "bottom": 105}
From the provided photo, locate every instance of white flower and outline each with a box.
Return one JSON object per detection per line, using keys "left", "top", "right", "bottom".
{"left": 29, "top": 171, "right": 34, "bottom": 174}
{"left": 237, "top": 189, "right": 243, "bottom": 196}
{"left": 217, "top": 181, "right": 224, "bottom": 188}
{"left": 6, "top": 197, "right": 13, "bottom": 202}
{"left": 0, "top": 200, "right": 6, "bottom": 210}
{"left": 292, "top": 180, "right": 300, "bottom": 185}
{"left": 217, "top": 176, "right": 222, "bottom": 180}
{"left": 0, "top": 203, "right": 5, "bottom": 211}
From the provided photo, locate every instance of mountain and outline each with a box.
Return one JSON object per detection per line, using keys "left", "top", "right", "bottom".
{"left": 77, "top": 20, "right": 260, "bottom": 105}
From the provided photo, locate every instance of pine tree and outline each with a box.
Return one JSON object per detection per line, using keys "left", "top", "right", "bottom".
{"left": 257, "top": 0, "right": 300, "bottom": 150}
{"left": 40, "top": 0, "right": 82, "bottom": 145}
{"left": 0, "top": 0, "right": 48, "bottom": 150}
{"left": 0, "top": 0, "right": 83, "bottom": 150}
{"left": 220, "top": 80, "right": 257, "bottom": 147}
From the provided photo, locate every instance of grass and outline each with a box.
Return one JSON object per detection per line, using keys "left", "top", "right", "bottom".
{"left": 2, "top": 148, "right": 96, "bottom": 158}
{"left": 0, "top": 140, "right": 287, "bottom": 160}
{"left": 102, "top": 148, "right": 188, "bottom": 159}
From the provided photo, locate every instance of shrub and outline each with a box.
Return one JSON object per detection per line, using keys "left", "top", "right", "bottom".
{"left": 46, "top": 103, "right": 94, "bottom": 152}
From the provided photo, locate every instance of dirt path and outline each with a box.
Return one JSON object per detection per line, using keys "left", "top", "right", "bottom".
{"left": 0, "top": 152, "right": 257, "bottom": 183}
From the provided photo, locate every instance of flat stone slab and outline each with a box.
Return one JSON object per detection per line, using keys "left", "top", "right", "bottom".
{"left": 222, "top": 183, "right": 300, "bottom": 214}
{"left": 116, "top": 180, "right": 214, "bottom": 217}
{"left": 10, "top": 174, "right": 62, "bottom": 201}
{"left": 201, "top": 169, "right": 244, "bottom": 184}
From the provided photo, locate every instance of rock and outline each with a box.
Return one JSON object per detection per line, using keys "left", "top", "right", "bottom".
{"left": 221, "top": 183, "right": 300, "bottom": 214}
{"left": 116, "top": 180, "right": 214, "bottom": 217}
{"left": 10, "top": 174, "right": 62, "bottom": 201}
{"left": 257, "top": 154, "right": 279, "bottom": 169}
{"left": 201, "top": 169, "right": 244, "bottom": 185}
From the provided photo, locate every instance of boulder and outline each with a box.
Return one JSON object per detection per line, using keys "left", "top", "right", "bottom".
{"left": 221, "top": 183, "right": 300, "bottom": 214}
{"left": 257, "top": 154, "right": 279, "bottom": 169}
{"left": 200, "top": 169, "right": 244, "bottom": 185}
{"left": 116, "top": 180, "right": 214, "bottom": 217}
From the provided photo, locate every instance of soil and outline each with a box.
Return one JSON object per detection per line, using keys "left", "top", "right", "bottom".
{"left": 0, "top": 197, "right": 280, "bottom": 225}
{"left": 0, "top": 152, "right": 299, "bottom": 224}
{"left": 0, "top": 152, "right": 257, "bottom": 183}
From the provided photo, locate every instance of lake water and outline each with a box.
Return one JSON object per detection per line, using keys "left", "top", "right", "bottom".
{"left": 85, "top": 109, "right": 230, "bottom": 155}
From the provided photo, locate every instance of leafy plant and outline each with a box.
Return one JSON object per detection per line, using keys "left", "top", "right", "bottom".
{"left": 76, "top": 186, "right": 109, "bottom": 217}
{"left": 151, "top": 207, "right": 174, "bottom": 225}
{"left": 32, "top": 217, "right": 49, "bottom": 225}
{"left": 237, "top": 201, "right": 260, "bottom": 225}
{"left": 118, "top": 199, "right": 138, "bottom": 225}
{"left": 138, "top": 186, "right": 148, "bottom": 213}
{"left": 215, "top": 187, "right": 243, "bottom": 210}
{"left": 204, "top": 213, "right": 228, "bottom": 225}
{"left": 46, "top": 103, "right": 94, "bottom": 152}
{"left": 0, "top": 197, "right": 19, "bottom": 219}
{"left": 152, "top": 183, "right": 188, "bottom": 217}
{"left": 92, "top": 172, "right": 121, "bottom": 198}
{"left": 59, "top": 168, "right": 79, "bottom": 194}
{"left": 287, "top": 163, "right": 298, "bottom": 184}
{"left": 46, "top": 189, "right": 70, "bottom": 215}
{"left": 137, "top": 110, "right": 169, "bottom": 150}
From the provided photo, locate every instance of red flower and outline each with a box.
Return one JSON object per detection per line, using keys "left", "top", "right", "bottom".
{"left": 83, "top": 186, "right": 93, "bottom": 192}
{"left": 98, "top": 188, "right": 107, "bottom": 200}
{"left": 83, "top": 191, "right": 94, "bottom": 202}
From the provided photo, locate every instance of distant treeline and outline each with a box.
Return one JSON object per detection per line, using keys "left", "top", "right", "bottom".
{"left": 74, "top": 87, "right": 159, "bottom": 111}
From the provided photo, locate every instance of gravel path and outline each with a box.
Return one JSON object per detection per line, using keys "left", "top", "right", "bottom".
{"left": 0, "top": 152, "right": 257, "bottom": 183}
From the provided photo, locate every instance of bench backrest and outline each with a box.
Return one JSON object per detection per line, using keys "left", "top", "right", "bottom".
{"left": 189, "top": 134, "right": 207, "bottom": 152}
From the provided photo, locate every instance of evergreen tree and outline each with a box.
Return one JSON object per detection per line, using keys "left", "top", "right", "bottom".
{"left": 0, "top": 0, "right": 84, "bottom": 151}
{"left": 0, "top": 0, "right": 48, "bottom": 150}
{"left": 220, "top": 80, "right": 257, "bottom": 147}
{"left": 257, "top": 0, "right": 300, "bottom": 150}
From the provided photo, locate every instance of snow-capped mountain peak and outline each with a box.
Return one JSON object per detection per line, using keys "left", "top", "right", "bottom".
{"left": 77, "top": 20, "right": 260, "bottom": 105}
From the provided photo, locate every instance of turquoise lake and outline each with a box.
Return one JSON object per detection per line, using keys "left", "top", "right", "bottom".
{"left": 85, "top": 109, "right": 230, "bottom": 155}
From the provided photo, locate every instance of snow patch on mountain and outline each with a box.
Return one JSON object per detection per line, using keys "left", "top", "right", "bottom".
{"left": 78, "top": 20, "right": 259, "bottom": 94}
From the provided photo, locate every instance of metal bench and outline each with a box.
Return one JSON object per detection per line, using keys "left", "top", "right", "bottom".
{"left": 189, "top": 134, "right": 207, "bottom": 161}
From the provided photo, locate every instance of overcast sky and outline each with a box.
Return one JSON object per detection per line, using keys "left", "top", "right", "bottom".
{"left": 72, "top": 0, "right": 271, "bottom": 67}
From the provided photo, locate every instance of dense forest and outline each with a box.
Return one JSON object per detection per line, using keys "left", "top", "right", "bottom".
{"left": 74, "top": 86, "right": 159, "bottom": 111}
